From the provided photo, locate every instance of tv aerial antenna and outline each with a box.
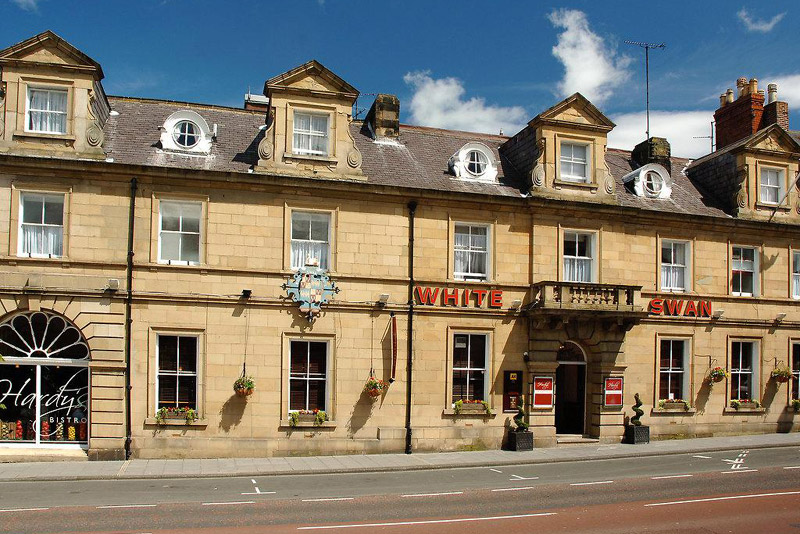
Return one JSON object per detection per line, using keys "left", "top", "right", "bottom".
{"left": 625, "top": 40, "right": 666, "bottom": 140}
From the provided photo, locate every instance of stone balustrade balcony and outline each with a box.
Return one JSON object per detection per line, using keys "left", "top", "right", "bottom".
{"left": 529, "top": 281, "right": 645, "bottom": 317}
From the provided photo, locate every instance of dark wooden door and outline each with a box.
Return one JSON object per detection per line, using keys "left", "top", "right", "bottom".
{"left": 555, "top": 364, "right": 585, "bottom": 434}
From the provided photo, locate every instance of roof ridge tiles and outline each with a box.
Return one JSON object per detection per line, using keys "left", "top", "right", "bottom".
{"left": 107, "top": 96, "right": 264, "bottom": 115}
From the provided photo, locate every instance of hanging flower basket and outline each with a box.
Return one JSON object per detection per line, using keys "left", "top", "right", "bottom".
{"left": 364, "top": 376, "right": 386, "bottom": 398}
{"left": 706, "top": 366, "right": 727, "bottom": 384}
{"left": 771, "top": 365, "right": 792, "bottom": 383}
{"left": 234, "top": 376, "right": 256, "bottom": 397}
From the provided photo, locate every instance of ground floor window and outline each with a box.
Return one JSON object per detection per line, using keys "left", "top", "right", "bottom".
{"left": 289, "top": 340, "right": 328, "bottom": 412}
{"left": 731, "top": 341, "right": 758, "bottom": 401}
{"left": 156, "top": 335, "right": 198, "bottom": 410}
{"left": 659, "top": 339, "right": 688, "bottom": 401}
{"left": 452, "top": 333, "right": 487, "bottom": 403}
{"left": 792, "top": 343, "right": 800, "bottom": 400}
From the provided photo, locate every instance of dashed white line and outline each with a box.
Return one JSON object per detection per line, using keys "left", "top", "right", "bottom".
{"left": 302, "top": 497, "right": 355, "bottom": 502}
{"left": 645, "top": 490, "right": 800, "bottom": 507}
{"left": 492, "top": 486, "right": 535, "bottom": 492}
{"left": 570, "top": 480, "right": 614, "bottom": 486}
{"left": 251, "top": 479, "right": 257, "bottom": 484}
{"left": 0, "top": 507, "right": 49, "bottom": 513}
{"left": 692, "top": 455, "right": 712, "bottom": 459}
{"left": 651, "top": 474, "right": 693, "bottom": 480}
{"left": 97, "top": 504, "right": 157, "bottom": 509}
{"left": 783, "top": 466, "right": 800, "bottom": 470}
{"left": 201, "top": 501, "right": 255, "bottom": 506}
{"left": 510, "top": 474, "right": 539, "bottom": 481}
{"left": 489, "top": 468, "right": 503, "bottom": 473}
{"left": 720, "top": 469, "right": 758, "bottom": 474}
{"left": 296, "top": 512, "right": 557, "bottom": 530}
{"left": 242, "top": 491, "right": 277, "bottom": 495}
{"left": 401, "top": 491, "right": 463, "bottom": 498}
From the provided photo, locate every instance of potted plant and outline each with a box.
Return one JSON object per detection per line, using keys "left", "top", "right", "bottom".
{"left": 625, "top": 393, "right": 649, "bottom": 444}
{"left": 706, "top": 366, "right": 727, "bottom": 384}
{"left": 791, "top": 399, "right": 800, "bottom": 412}
{"left": 233, "top": 375, "right": 255, "bottom": 397}
{"left": 730, "top": 398, "right": 760, "bottom": 410}
{"left": 155, "top": 406, "right": 198, "bottom": 425}
{"left": 770, "top": 365, "right": 792, "bottom": 383}
{"left": 364, "top": 376, "right": 386, "bottom": 398}
{"left": 658, "top": 398, "right": 690, "bottom": 411}
{"left": 454, "top": 399, "right": 492, "bottom": 415}
{"left": 507, "top": 399, "right": 533, "bottom": 451}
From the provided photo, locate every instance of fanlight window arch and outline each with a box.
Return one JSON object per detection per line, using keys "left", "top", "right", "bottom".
{"left": 0, "top": 311, "right": 89, "bottom": 360}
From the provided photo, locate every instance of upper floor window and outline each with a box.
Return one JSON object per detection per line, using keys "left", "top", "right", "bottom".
{"left": 454, "top": 224, "right": 489, "bottom": 281}
{"left": 659, "top": 339, "right": 688, "bottom": 401}
{"left": 731, "top": 246, "right": 758, "bottom": 297}
{"left": 793, "top": 251, "right": 800, "bottom": 300}
{"left": 661, "top": 240, "right": 688, "bottom": 292}
{"left": 563, "top": 231, "right": 594, "bottom": 282}
{"left": 26, "top": 88, "right": 67, "bottom": 134}
{"left": 156, "top": 334, "right": 198, "bottom": 411}
{"left": 289, "top": 340, "right": 328, "bottom": 412}
{"left": 19, "top": 193, "right": 64, "bottom": 258}
{"left": 159, "top": 201, "right": 201, "bottom": 265}
{"left": 730, "top": 340, "right": 758, "bottom": 401}
{"left": 159, "top": 110, "right": 213, "bottom": 154}
{"left": 291, "top": 211, "right": 330, "bottom": 270}
{"left": 293, "top": 112, "right": 329, "bottom": 156}
{"left": 560, "top": 142, "right": 589, "bottom": 183}
{"left": 466, "top": 150, "right": 488, "bottom": 176}
{"left": 173, "top": 120, "right": 200, "bottom": 149}
{"left": 452, "top": 333, "right": 487, "bottom": 403}
{"left": 759, "top": 167, "right": 783, "bottom": 205}
{"left": 448, "top": 143, "right": 499, "bottom": 182}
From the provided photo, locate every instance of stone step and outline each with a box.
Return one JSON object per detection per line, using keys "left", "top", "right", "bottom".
{"left": 556, "top": 434, "right": 600, "bottom": 445}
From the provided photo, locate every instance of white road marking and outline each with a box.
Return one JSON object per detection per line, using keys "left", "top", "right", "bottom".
{"left": 0, "top": 507, "right": 49, "bottom": 513}
{"left": 302, "top": 497, "right": 355, "bottom": 502}
{"left": 401, "top": 491, "right": 463, "bottom": 498}
{"left": 645, "top": 490, "right": 800, "bottom": 507}
{"left": 492, "top": 486, "right": 535, "bottom": 492}
{"left": 201, "top": 501, "right": 255, "bottom": 506}
{"left": 570, "top": 480, "right": 614, "bottom": 486}
{"left": 242, "top": 491, "right": 277, "bottom": 495}
{"left": 510, "top": 474, "right": 539, "bottom": 481}
{"left": 651, "top": 474, "right": 693, "bottom": 480}
{"left": 251, "top": 479, "right": 257, "bottom": 484}
{"left": 783, "top": 466, "right": 800, "bottom": 470}
{"left": 489, "top": 468, "right": 503, "bottom": 473}
{"left": 692, "top": 455, "right": 712, "bottom": 459}
{"left": 296, "top": 512, "right": 557, "bottom": 530}
{"left": 97, "top": 504, "right": 157, "bottom": 509}
{"left": 721, "top": 469, "right": 758, "bottom": 474}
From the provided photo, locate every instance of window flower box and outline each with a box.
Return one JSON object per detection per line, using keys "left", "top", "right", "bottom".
{"left": 453, "top": 399, "right": 492, "bottom": 415}
{"left": 730, "top": 399, "right": 761, "bottom": 411}
{"left": 791, "top": 399, "right": 800, "bottom": 413}
{"left": 289, "top": 410, "right": 328, "bottom": 427}
{"left": 155, "top": 407, "right": 198, "bottom": 425}
{"left": 658, "top": 399, "right": 690, "bottom": 411}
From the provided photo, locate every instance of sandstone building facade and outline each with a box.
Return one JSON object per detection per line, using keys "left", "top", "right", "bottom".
{"left": 0, "top": 32, "right": 799, "bottom": 460}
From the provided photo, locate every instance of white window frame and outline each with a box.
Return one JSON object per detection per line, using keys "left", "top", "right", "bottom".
{"left": 155, "top": 334, "right": 198, "bottom": 412}
{"left": 158, "top": 200, "right": 202, "bottom": 265}
{"left": 559, "top": 141, "right": 590, "bottom": 183}
{"left": 288, "top": 339, "right": 330, "bottom": 413}
{"left": 453, "top": 223, "right": 489, "bottom": 281}
{"left": 452, "top": 333, "right": 489, "bottom": 404}
{"left": 792, "top": 342, "right": 800, "bottom": 401}
{"left": 730, "top": 340, "right": 759, "bottom": 401}
{"left": 563, "top": 231, "right": 595, "bottom": 283}
{"left": 290, "top": 211, "right": 331, "bottom": 270}
{"left": 172, "top": 120, "right": 200, "bottom": 149}
{"left": 658, "top": 338, "right": 690, "bottom": 401}
{"left": 661, "top": 240, "right": 689, "bottom": 292}
{"left": 759, "top": 167, "right": 784, "bottom": 205}
{"left": 25, "top": 87, "right": 68, "bottom": 135}
{"left": 731, "top": 246, "right": 759, "bottom": 297}
{"left": 792, "top": 251, "right": 800, "bottom": 300}
{"left": 18, "top": 192, "right": 65, "bottom": 258}
{"left": 292, "top": 111, "right": 330, "bottom": 157}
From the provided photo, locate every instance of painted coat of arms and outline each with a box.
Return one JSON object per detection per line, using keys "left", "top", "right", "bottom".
{"left": 283, "top": 259, "right": 339, "bottom": 322}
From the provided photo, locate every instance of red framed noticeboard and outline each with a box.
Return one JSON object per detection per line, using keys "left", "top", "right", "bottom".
{"left": 604, "top": 377, "right": 624, "bottom": 407}
{"left": 532, "top": 376, "right": 554, "bottom": 408}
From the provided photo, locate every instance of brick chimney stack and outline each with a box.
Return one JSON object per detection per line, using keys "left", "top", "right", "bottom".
{"left": 366, "top": 94, "right": 400, "bottom": 138}
{"left": 715, "top": 77, "right": 790, "bottom": 150}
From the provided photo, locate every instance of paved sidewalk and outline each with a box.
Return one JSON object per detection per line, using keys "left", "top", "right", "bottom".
{"left": 1, "top": 432, "right": 798, "bottom": 482}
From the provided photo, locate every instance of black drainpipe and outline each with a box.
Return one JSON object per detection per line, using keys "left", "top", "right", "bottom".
{"left": 124, "top": 177, "right": 137, "bottom": 460}
{"left": 405, "top": 200, "right": 417, "bottom": 454}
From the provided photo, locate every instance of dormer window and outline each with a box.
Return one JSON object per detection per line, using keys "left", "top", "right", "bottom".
{"left": 760, "top": 167, "right": 784, "bottom": 205}
{"left": 173, "top": 120, "right": 200, "bottom": 149}
{"left": 26, "top": 88, "right": 68, "bottom": 134}
{"left": 159, "top": 110, "right": 213, "bottom": 154}
{"left": 622, "top": 163, "right": 672, "bottom": 199}
{"left": 293, "top": 111, "right": 329, "bottom": 156}
{"left": 559, "top": 142, "right": 589, "bottom": 183}
{"left": 449, "top": 143, "right": 498, "bottom": 182}
{"left": 643, "top": 172, "right": 664, "bottom": 196}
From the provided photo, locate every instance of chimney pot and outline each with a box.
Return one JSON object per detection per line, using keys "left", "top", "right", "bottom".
{"left": 768, "top": 83, "right": 778, "bottom": 104}
{"left": 737, "top": 77, "right": 748, "bottom": 97}
{"left": 719, "top": 94, "right": 727, "bottom": 107}
{"left": 726, "top": 89, "right": 734, "bottom": 104}
{"left": 749, "top": 78, "right": 758, "bottom": 96}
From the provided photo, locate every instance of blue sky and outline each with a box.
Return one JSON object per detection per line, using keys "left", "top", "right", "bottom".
{"left": 2, "top": 0, "right": 797, "bottom": 157}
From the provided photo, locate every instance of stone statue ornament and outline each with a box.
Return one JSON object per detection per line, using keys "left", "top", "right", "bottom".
{"left": 282, "top": 259, "right": 340, "bottom": 323}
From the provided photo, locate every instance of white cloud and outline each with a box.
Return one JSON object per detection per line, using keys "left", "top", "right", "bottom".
{"left": 11, "top": 0, "right": 38, "bottom": 10}
{"left": 547, "top": 8, "right": 632, "bottom": 105}
{"left": 768, "top": 74, "right": 800, "bottom": 109}
{"left": 608, "top": 111, "right": 715, "bottom": 159}
{"left": 402, "top": 71, "right": 528, "bottom": 135}
{"left": 737, "top": 8, "right": 785, "bottom": 33}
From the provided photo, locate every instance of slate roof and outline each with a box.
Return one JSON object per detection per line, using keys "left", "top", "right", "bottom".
{"left": 102, "top": 96, "right": 731, "bottom": 218}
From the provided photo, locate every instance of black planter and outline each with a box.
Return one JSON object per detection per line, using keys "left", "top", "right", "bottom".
{"left": 625, "top": 425, "right": 649, "bottom": 444}
{"left": 507, "top": 430, "right": 534, "bottom": 451}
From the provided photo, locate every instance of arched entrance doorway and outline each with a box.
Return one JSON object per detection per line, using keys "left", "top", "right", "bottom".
{"left": 555, "top": 342, "right": 586, "bottom": 435}
{"left": 0, "top": 311, "right": 90, "bottom": 447}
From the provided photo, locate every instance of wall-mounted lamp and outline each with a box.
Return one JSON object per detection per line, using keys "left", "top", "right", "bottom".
{"left": 522, "top": 351, "right": 530, "bottom": 363}
{"left": 510, "top": 299, "right": 522, "bottom": 309}
{"left": 106, "top": 278, "right": 120, "bottom": 292}
{"left": 712, "top": 309, "right": 724, "bottom": 319}
{"left": 776, "top": 312, "right": 787, "bottom": 323}
{"left": 241, "top": 289, "right": 252, "bottom": 298}
{"left": 377, "top": 293, "right": 390, "bottom": 307}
